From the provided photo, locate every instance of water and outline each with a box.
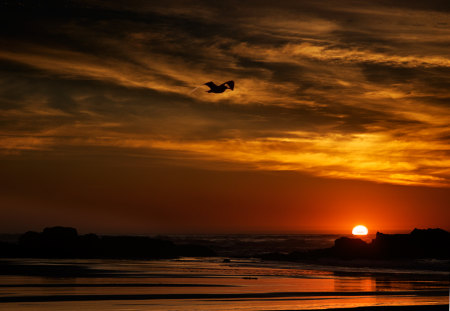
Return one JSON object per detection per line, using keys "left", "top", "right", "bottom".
{"left": 0, "top": 257, "right": 448, "bottom": 310}
{"left": 165, "top": 233, "right": 366, "bottom": 257}
{"left": 0, "top": 234, "right": 448, "bottom": 310}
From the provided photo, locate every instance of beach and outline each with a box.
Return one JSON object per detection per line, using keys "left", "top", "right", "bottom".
{"left": 0, "top": 254, "right": 447, "bottom": 311}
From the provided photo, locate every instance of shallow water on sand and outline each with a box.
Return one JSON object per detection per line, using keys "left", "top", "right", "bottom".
{"left": 0, "top": 257, "right": 448, "bottom": 310}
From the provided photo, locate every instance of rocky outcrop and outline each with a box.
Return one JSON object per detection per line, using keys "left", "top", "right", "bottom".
{"left": 260, "top": 228, "right": 450, "bottom": 262}
{"left": 370, "top": 228, "right": 450, "bottom": 259}
{"left": 1, "top": 226, "right": 216, "bottom": 259}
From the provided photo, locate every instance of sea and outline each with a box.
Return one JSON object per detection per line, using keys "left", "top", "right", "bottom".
{"left": 0, "top": 234, "right": 448, "bottom": 310}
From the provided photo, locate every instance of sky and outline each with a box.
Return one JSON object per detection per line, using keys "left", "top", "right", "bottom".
{"left": 0, "top": 0, "right": 449, "bottom": 234}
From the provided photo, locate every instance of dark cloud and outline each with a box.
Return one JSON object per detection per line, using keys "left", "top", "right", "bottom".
{"left": 373, "top": 0, "right": 450, "bottom": 12}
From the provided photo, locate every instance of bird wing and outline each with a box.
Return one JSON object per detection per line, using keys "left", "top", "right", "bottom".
{"left": 204, "top": 81, "right": 217, "bottom": 89}
{"left": 224, "top": 80, "right": 234, "bottom": 90}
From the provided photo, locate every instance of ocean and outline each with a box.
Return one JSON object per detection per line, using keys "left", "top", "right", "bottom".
{"left": 165, "top": 233, "right": 350, "bottom": 257}
{"left": 0, "top": 234, "right": 448, "bottom": 310}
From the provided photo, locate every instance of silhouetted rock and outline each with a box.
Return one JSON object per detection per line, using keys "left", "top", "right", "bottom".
{"left": 0, "top": 242, "right": 19, "bottom": 258}
{"left": 43, "top": 226, "right": 78, "bottom": 238}
{"left": 259, "top": 228, "right": 450, "bottom": 263}
{"left": 77, "top": 233, "right": 100, "bottom": 258}
{"left": 18, "top": 231, "right": 41, "bottom": 248}
{"left": 99, "top": 236, "right": 177, "bottom": 259}
{"left": 42, "top": 226, "right": 79, "bottom": 258}
{"left": 1, "top": 226, "right": 216, "bottom": 260}
{"left": 372, "top": 228, "right": 450, "bottom": 259}
{"left": 332, "top": 237, "right": 370, "bottom": 259}
{"left": 176, "top": 244, "right": 216, "bottom": 257}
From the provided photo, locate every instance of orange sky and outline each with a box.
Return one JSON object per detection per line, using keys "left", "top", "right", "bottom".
{"left": 0, "top": 1, "right": 449, "bottom": 234}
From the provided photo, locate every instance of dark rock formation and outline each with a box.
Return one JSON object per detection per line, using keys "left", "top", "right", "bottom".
{"left": 1, "top": 226, "right": 216, "bottom": 259}
{"left": 371, "top": 228, "right": 450, "bottom": 259}
{"left": 332, "top": 237, "right": 371, "bottom": 259}
{"left": 98, "top": 235, "right": 177, "bottom": 259}
{"left": 175, "top": 244, "right": 217, "bottom": 257}
{"left": 260, "top": 228, "right": 450, "bottom": 262}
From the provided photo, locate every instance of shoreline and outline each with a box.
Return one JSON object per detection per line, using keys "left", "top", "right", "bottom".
{"left": 0, "top": 290, "right": 447, "bottom": 303}
{"left": 271, "top": 305, "right": 449, "bottom": 311}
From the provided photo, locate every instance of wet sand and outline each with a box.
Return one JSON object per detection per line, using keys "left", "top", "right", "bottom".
{"left": 0, "top": 257, "right": 447, "bottom": 310}
{"left": 0, "top": 290, "right": 447, "bottom": 302}
{"left": 277, "top": 305, "right": 448, "bottom": 311}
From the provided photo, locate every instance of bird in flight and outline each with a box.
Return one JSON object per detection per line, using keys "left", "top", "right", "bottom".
{"left": 204, "top": 80, "right": 234, "bottom": 93}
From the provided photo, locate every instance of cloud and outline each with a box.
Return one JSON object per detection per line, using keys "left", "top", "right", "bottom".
{"left": 0, "top": 0, "right": 449, "bottom": 187}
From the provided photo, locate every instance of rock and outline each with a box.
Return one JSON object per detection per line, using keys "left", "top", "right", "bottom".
{"left": 258, "top": 228, "right": 450, "bottom": 262}
{"left": 332, "top": 237, "right": 370, "bottom": 258}
{"left": 5, "top": 226, "right": 216, "bottom": 260}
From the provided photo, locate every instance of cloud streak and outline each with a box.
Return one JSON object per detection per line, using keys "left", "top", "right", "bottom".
{"left": 0, "top": 0, "right": 449, "bottom": 187}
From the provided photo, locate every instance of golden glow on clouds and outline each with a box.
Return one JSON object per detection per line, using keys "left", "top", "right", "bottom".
{"left": 0, "top": 1, "right": 449, "bottom": 188}
{"left": 1, "top": 128, "right": 447, "bottom": 186}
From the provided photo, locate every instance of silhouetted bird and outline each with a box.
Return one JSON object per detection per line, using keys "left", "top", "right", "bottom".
{"left": 204, "top": 80, "right": 234, "bottom": 93}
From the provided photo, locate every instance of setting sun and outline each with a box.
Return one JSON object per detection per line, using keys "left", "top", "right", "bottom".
{"left": 352, "top": 225, "right": 368, "bottom": 235}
